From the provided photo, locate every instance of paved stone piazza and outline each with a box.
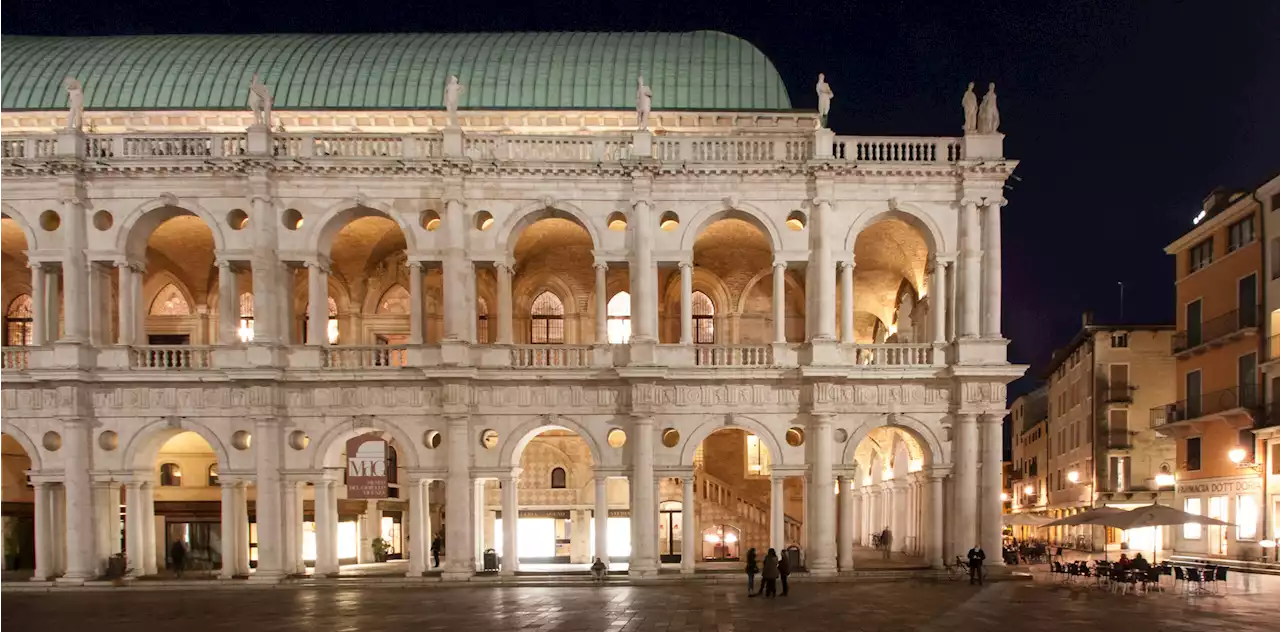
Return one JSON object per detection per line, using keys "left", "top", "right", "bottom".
{"left": 4, "top": 572, "right": 1279, "bottom": 632}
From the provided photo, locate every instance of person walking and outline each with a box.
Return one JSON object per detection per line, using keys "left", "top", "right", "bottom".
{"left": 967, "top": 543, "right": 986, "bottom": 585}
{"left": 430, "top": 535, "right": 442, "bottom": 568}
{"left": 761, "top": 548, "right": 780, "bottom": 598}
{"left": 745, "top": 548, "right": 760, "bottom": 597}
{"left": 169, "top": 539, "right": 188, "bottom": 578}
{"left": 880, "top": 527, "right": 893, "bottom": 560}
{"left": 778, "top": 550, "right": 791, "bottom": 596}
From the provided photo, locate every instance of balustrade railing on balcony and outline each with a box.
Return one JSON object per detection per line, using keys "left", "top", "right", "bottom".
{"left": 694, "top": 345, "right": 773, "bottom": 367}
{"left": 1171, "top": 307, "right": 1258, "bottom": 353}
{"left": 321, "top": 346, "right": 408, "bottom": 369}
{"left": 1150, "top": 384, "right": 1261, "bottom": 425}
{"left": 129, "top": 346, "right": 213, "bottom": 369}
{"left": 1, "top": 347, "right": 30, "bottom": 370}
{"left": 853, "top": 343, "right": 936, "bottom": 366}
{"left": 1102, "top": 385, "right": 1134, "bottom": 403}
{"left": 510, "top": 345, "right": 591, "bottom": 368}
{"left": 832, "top": 137, "right": 962, "bottom": 163}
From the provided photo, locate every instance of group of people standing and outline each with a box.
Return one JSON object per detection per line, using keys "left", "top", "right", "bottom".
{"left": 744, "top": 548, "right": 791, "bottom": 598}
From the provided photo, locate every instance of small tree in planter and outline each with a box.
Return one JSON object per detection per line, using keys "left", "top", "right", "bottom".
{"left": 371, "top": 537, "right": 390, "bottom": 563}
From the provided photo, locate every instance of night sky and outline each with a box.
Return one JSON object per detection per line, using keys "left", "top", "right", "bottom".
{"left": 5, "top": 0, "right": 1279, "bottom": 401}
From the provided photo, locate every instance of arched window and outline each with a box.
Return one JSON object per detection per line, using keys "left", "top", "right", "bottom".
{"left": 149, "top": 283, "right": 191, "bottom": 316}
{"left": 530, "top": 291, "right": 564, "bottom": 344}
{"left": 159, "top": 463, "right": 182, "bottom": 487}
{"left": 692, "top": 291, "right": 715, "bottom": 343}
{"left": 238, "top": 292, "right": 255, "bottom": 342}
{"left": 477, "top": 298, "right": 489, "bottom": 344}
{"left": 207, "top": 463, "right": 219, "bottom": 486}
{"left": 377, "top": 285, "right": 410, "bottom": 315}
{"left": 550, "top": 467, "right": 567, "bottom": 489}
{"left": 5, "top": 294, "right": 33, "bottom": 346}
{"left": 607, "top": 291, "right": 631, "bottom": 343}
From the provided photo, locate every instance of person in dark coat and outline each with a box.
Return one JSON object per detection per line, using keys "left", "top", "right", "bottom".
{"left": 169, "top": 540, "right": 188, "bottom": 578}
{"left": 967, "top": 544, "right": 986, "bottom": 585}
{"left": 745, "top": 548, "right": 759, "bottom": 596}
{"left": 880, "top": 527, "right": 893, "bottom": 560}
{"left": 761, "top": 548, "right": 780, "bottom": 598}
{"left": 430, "top": 536, "right": 442, "bottom": 568}
{"left": 778, "top": 550, "right": 791, "bottom": 596}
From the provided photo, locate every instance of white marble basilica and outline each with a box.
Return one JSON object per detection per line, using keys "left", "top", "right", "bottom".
{"left": 0, "top": 32, "right": 1022, "bottom": 583}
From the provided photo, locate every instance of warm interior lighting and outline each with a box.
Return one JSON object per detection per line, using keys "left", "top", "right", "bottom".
{"left": 660, "top": 217, "right": 679, "bottom": 231}
{"left": 1155, "top": 473, "right": 1176, "bottom": 487}
{"left": 723, "top": 532, "right": 738, "bottom": 544}
{"left": 425, "top": 217, "right": 441, "bottom": 231}
{"left": 1228, "top": 447, "right": 1247, "bottom": 464}
{"left": 704, "top": 532, "right": 721, "bottom": 544}
{"left": 327, "top": 318, "right": 340, "bottom": 344}
{"left": 1261, "top": 539, "right": 1276, "bottom": 549}
{"left": 1066, "top": 470, "right": 1080, "bottom": 484}
{"left": 1000, "top": 492, "right": 1009, "bottom": 502}
{"left": 295, "top": 217, "right": 304, "bottom": 228}
{"left": 786, "top": 217, "right": 804, "bottom": 231}
{"left": 479, "top": 216, "right": 494, "bottom": 230}
{"left": 1023, "top": 484, "right": 1035, "bottom": 496}
{"left": 608, "top": 218, "right": 627, "bottom": 231}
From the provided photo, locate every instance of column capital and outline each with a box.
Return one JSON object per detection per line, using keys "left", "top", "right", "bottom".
{"left": 630, "top": 197, "right": 652, "bottom": 209}
{"left": 496, "top": 467, "right": 523, "bottom": 482}
{"left": 772, "top": 259, "right": 788, "bottom": 270}
{"left": 405, "top": 260, "right": 425, "bottom": 271}
{"left": 984, "top": 198, "right": 1009, "bottom": 208}
{"left": 839, "top": 258, "right": 855, "bottom": 271}
{"left": 593, "top": 261, "right": 609, "bottom": 272}
{"left": 445, "top": 413, "right": 470, "bottom": 426}
{"left": 960, "top": 198, "right": 982, "bottom": 208}
{"left": 953, "top": 412, "right": 979, "bottom": 424}
{"left": 980, "top": 411, "right": 1009, "bottom": 424}
{"left": 809, "top": 412, "right": 835, "bottom": 427}
{"left": 442, "top": 195, "right": 466, "bottom": 208}
{"left": 812, "top": 197, "right": 832, "bottom": 208}
{"left": 304, "top": 260, "right": 331, "bottom": 274}
{"left": 632, "top": 414, "right": 654, "bottom": 427}
{"left": 677, "top": 260, "right": 693, "bottom": 270}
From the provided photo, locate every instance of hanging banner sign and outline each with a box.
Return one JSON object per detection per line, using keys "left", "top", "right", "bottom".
{"left": 346, "top": 433, "right": 388, "bottom": 499}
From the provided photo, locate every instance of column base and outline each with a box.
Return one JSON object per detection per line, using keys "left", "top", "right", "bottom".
{"left": 806, "top": 566, "right": 838, "bottom": 578}
{"left": 441, "top": 570, "right": 474, "bottom": 582}
{"left": 247, "top": 570, "right": 287, "bottom": 584}
{"left": 680, "top": 566, "right": 696, "bottom": 575}
{"left": 404, "top": 570, "right": 424, "bottom": 578}
{"left": 54, "top": 576, "right": 87, "bottom": 587}
{"left": 627, "top": 567, "right": 660, "bottom": 578}
{"left": 499, "top": 568, "right": 517, "bottom": 577}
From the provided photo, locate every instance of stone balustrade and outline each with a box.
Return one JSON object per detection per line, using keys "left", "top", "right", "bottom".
{"left": 1, "top": 347, "right": 30, "bottom": 370}
{"left": 0, "top": 130, "right": 969, "bottom": 166}
{"left": 128, "top": 345, "right": 213, "bottom": 369}
{"left": 321, "top": 345, "right": 409, "bottom": 369}
{"left": 509, "top": 345, "right": 593, "bottom": 368}
{"left": 851, "top": 343, "right": 942, "bottom": 367}
{"left": 694, "top": 345, "right": 774, "bottom": 367}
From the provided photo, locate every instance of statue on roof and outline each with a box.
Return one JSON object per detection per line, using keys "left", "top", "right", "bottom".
{"left": 962, "top": 82, "right": 978, "bottom": 133}
{"left": 248, "top": 73, "right": 273, "bottom": 128}
{"left": 636, "top": 76, "right": 653, "bottom": 131}
{"left": 816, "top": 73, "right": 833, "bottom": 128}
{"left": 445, "top": 75, "right": 465, "bottom": 127}
{"left": 978, "top": 82, "right": 1000, "bottom": 134}
{"left": 64, "top": 77, "right": 84, "bottom": 131}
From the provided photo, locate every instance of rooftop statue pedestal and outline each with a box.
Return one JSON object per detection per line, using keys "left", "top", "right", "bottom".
{"left": 443, "top": 127, "right": 464, "bottom": 158}
{"left": 56, "top": 128, "right": 85, "bottom": 158}
{"left": 960, "top": 133, "right": 1004, "bottom": 160}
{"left": 813, "top": 128, "right": 835, "bottom": 159}
{"left": 631, "top": 131, "right": 652, "bottom": 158}
{"left": 953, "top": 336, "right": 1009, "bottom": 365}
{"left": 246, "top": 124, "right": 273, "bottom": 156}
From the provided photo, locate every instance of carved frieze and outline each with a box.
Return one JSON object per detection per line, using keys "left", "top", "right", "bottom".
{"left": 962, "top": 382, "right": 1007, "bottom": 405}
{"left": 810, "top": 383, "right": 950, "bottom": 409}
{"left": 471, "top": 385, "right": 621, "bottom": 411}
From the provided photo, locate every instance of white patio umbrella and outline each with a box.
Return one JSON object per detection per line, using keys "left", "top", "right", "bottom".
{"left": 1003, "top": 513, "right": 1053, "bottom": 527}
{"left": 1040, "top": 506, "right": 1127, "bottom": 528}
{"left": 1090, "top": 504, "right": 1234, "bottom": 564}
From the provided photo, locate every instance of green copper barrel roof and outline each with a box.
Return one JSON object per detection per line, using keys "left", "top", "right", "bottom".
{"left": 1, "top": 32, "right": 793, "bottom": 111}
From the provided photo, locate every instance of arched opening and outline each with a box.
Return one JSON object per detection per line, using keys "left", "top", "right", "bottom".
{"left": 135, "top": 212, "right": 217, "bottom": 345}
{"left": 237, "top": 292, "right": 254, "bottom": 343}
{"left": 5, "top": 294, "right": 33, "bottom": 346}
{"left": 1, "top": 433, "right": 36, "bottom": 571}
{"left": 686, "top": 427, "right": 797, "bottom": 567}
{"left": 849, "top": 426, "right": 928, "bottom": 562}
{"left": 692, "top": 290, "right": 715, "bottom": 344}
{"left": 493, "top": 426, "right": 621, "bottom": 569}
{"left": 530, "top": 291, "right": 565, "bottom": 344}
{"left": 152, "top": 431, "right": 224, "bottom": 574}
{"left": 851, "top": 216, "right": 931, "bottom": 343}
{"left": 511, "top": 217, "right": 592, "bottom": 344}
{"left": 606, "top": 292, "right": 631, "bottom": 343}
{"left": 326, "top": 213, "right": 409, "bottom": 346}
{"left": 2, "top": 216, "right": 36, "bottom": 345}
{"left": 691, "top": 218, "right": 795, "bottom": 344}
{"left": 476, "top": 297, "right": 489, "bottom": 344}
{"left": 316, "top": 430, "right": 415, "bottom": 568}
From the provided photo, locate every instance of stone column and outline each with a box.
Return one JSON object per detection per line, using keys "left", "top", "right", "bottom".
{"left": 839, "top": 260, "right": 855, "bottom": 343}
{"left": 234, "top": 484, "right": 251, "bottom": 576}
{"left": 680, "top": 475, "right": 696, "bottom": 573}
{"left": 860, "top": 489, "right": 872, "bottom": 547}
{"left": 141, "top": 483, "right": 157, "bottom": 575}
{"left": 441, "top": 197, "right": 467, "bottom": 341}
{"left": 677, "top": 262, "right": 694, "bottom": 344}
{"left": 980, "top": 413, "right": 1005, "bottom": 564}
{"left": 592, "top": 262, "right": 609, "bottom": 343}
{"left": 444, "top": 416, "right": 473, "bottom": 578}
{"left": 218, "top": 482, "right": 238, "bottom": 578}
{"left": 981, "top": 201, "right": 1003, "bottom": 337}
{"left": 32, "top": 482, "right": 54, "bottom": 580}
{"left": 60, "top": 195, "right": 89, "bottom": 343}
{"left": 43, "top": 264, "right": 62, "bottom": 342}
{"left": 92, "top": 482, "right": 112, "bottom": 572}
{"left": 838, "top": 476, "right": 855, "bottom": 571}
{"left": 929, "top": 472, "right": 945, "bottom": 569}
{"left": 472, "top": 479, "right": 485, "bottom": 568}
{"left": 772, "top": 261, "right": 787, "bottom": 343}
{"left": 594, "top": 474, "right": 609, "bottom": 564}
{"left": 629, "top": 416, "right": 657, "bottom": 575}
{"left": 931, "top": 257, "right": 948, "bottom": 344}
{"left": 28, "top": 263, "right": 46, "bottom": 345}
{"left": 282, "top": 481, "right": 304, "bottom": 574}
{"left": 405, "top": 479, "right": 426, "bottom": 577}
{"left": 497, "top": 263, "right": 514, "bottom": 344}
{"left": 251, "top": 418, "right": 285, "bottom": 581}
{"left": 813, "top": 199, "right": 836, "bottom": 340}
{"left": 770, "top": 475, "right": 785, "bottom": 553}
{"left": 123, "top": 481, "right": 144, "bottom": 576}
{"left": 315, "top": 480, "right": 339, "bottom": 576}
{"left": 809, "top": 415, "right": 836, "bottom": 574}
{"left": 629, "top": 199, "right": 655, "bottom": 341}
{"left": 500, "top": 470, "right": 520, "bottom": 575}
{"left": 51, "top": 485, "right": 65, "bottom": 575}
{"left": 60, "top": 419, "right": 95, "bottom": 582}
{"left": 87, "top": 263, "right": 112, "bottom": 345}
{"left": 305, "top": 262, "right": 329, "bottom": 345}
{"left": 851, "top": 487, "right": 863, "bottom": 546}
{"left": 959, "top": 201, "right": 982, "bottom": 337}
{"left": 216, "top": 261, "right": 239, "bottom": 344}
{"left": 405, "top": 261, "right": 424, "bottom": 344}
{"left": 953, "top": 413, "right": 979, "bottom": 554}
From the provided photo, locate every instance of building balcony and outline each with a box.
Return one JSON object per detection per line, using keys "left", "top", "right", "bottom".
{"left": 1102, "top": 385, "right": 1135, "bottom": 404}
{"left": 1150, "top": 384, "right": 1261, "bottom": 427}
{"left": 1171, "top": 307, "right": 1259, "bottom": 356}
{"left": 0, "top": 340, "right": 949, "bottom": 378}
